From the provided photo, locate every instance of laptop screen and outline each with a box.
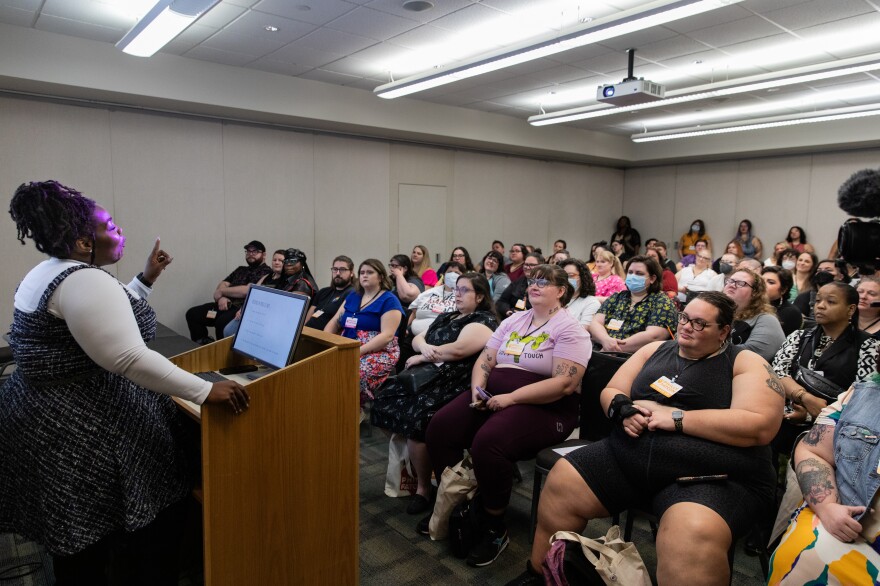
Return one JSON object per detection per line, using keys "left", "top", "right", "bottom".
{"left": 231, "top": 285, "right": 311, "bottom": 371}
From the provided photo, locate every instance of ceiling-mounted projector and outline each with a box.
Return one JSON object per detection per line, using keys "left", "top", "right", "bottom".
{"left": 596, "top": 48, "right": 665, "bottom": 106}
{"left": 597, "top": 79, "right": 665, "bottom": 105}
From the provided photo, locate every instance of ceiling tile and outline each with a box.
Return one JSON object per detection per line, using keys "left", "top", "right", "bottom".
{"left": 223, "top": 0, "right": 261, "bottom": 7}
{"left": 40, "top": 0, "right": 135, "bottom": 29}
{"left": 201, "top": 29, "right": 288, "bottom": 56}
{"left": 294, "top": 27, "right": 376, "bottom": 54}
{"left": 686, "top": 15, "right": 787, "bottom": 48}
{"left": 183, "top": 45, "right": 256, "bottom": 66}
{"left": 269, "top": 44, "right": 342, "bottom": 68}
{"left": 634, "top": 33, "right": 712, "bottom": 63}
{"left": 0, "top": 6, "right": 35, "bottom": 26}
{"left": 34, "top": 13, "right": 122, "bottom": 42}
{"left": 365, "top": 0, "right": 473, "bottom": 24}
{"left": 429, "top": 3, "right": 511, "bottom": 33}
{"left": 740, "top": 0, "right": 811, "bottom": 10}
{"left": 326, "top": 6, "right": 420, "bottom": 40}
{"left": 572, "top": 52, "right": 634, "bottom": 75}
{"left": 320, "top": 55, "right": 384, "bottom": 77}
{"left": 794, "top": 12, "right": 880, "bottom": 59}
{"left": 662, "top": 3, "right": 753, "bottom": 34}
{"left": 162, "top": 23, "right": 218, "bottom": 54}
{"left": 762, "top": 0, "right": 873, "bottom": 31}
{"left": 248, "top": 57, "right": 313, "bottom": 77}
{"left": 195, "top": 2, "right": 247, "bottom": 29}
{"left": 0, "top": 0, "right": 42, "bottom": 9}
{"left": 253, "top": 0, "right": 358, "bottom": 26}
{"left": 526, "top": 63, "right": 596, "bottom": 84}
{"left": 545, "top": 44, "right": 612, "bottom": 65}
{"left": 299, "top": 68, "right": 363, "bottom": 85}
{"left": 386, "top": 23, "right": 455, "bottom": 49}
{"left": 596, "top": 26, "right": 680, "bottom": 53}
{"left": 228, "top": 10, "right": 317, "bottom": 44}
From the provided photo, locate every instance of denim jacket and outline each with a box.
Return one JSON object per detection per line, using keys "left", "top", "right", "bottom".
{"left": 834, "top": 380, "right": 880, "bottom": 519}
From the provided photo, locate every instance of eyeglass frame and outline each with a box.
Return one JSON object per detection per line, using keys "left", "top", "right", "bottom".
{"left": 677, "top": 312, "right": 719, "bottom": 331}
{"left": 330, "top": 267, "right": 351, "bottom": 274}
{"left": 527, "top": 278, "right": 552, "bottom": 288}
{"left": 724, "top": 277, "right": 754, "bottom": 289}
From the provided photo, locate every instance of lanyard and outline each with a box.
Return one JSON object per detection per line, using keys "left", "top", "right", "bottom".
{"left": 671, "top": 344, "right": 723, "bottom": 383}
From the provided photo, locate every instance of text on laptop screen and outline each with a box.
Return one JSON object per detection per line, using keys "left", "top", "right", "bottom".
{"left": 231, "top": 286, "right": 310, "bottom": 370}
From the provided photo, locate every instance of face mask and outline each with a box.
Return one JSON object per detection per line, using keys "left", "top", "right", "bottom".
{"left": 813, "top": 271, "right": 835, "bottom": 288}
{"left": 719, "top": 262, "right": 733, "bottom": 275}
{"left": 444, "top": 272, "right": 459, "bottom": 289}
{"left": 568, "top": 278, "right": 578, "bottom": 289}
{"left": 691, "top": 224, "right": 700, "bottom": 232}
{"left": 625, "top": 274, "right": 647, "bottom": 293}
{"left": 782, "top": 260, "right": 796, "bottom": 270}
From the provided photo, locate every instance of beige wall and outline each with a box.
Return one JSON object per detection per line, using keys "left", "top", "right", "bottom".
{"left": 622, "top": 152, "right": 878, "bottom": 262}
{"left": 0, "top": 95, "right": 623, "bottom": 339}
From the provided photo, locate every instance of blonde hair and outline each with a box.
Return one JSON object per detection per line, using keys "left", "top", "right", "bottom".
{"left": 412, "top": 244, "right": 433, "bottom": 277}
{"left": 731, "top": 268, "right": 774, "bottom": 321}
{"left": 596, "top": 250, "right": 625, "bottom": 278}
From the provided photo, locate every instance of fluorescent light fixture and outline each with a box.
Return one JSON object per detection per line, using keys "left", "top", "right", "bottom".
{"left": 374, "top": 0, "right": 744, "bottom": 99}
{"left": 529, "top": 53, "right": 880, "bottom": 126}
{"left": 116, "top": 0, "right": 220, "bottom": 57}
{"left": 631, "top": 104, "right": 880, "bottom": 142}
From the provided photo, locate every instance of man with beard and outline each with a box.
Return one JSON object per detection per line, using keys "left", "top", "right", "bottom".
{"left": 185, "top": 240, "right": 271, "bottom": 343}
{"left": 305, "top": 255, "right": 355, "bottom": 330}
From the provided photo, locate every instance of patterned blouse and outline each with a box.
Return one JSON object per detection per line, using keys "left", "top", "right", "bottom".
{"left": 597, "top": 290, "right": 678, "bottom": 340}
{"left": 771, "top": 328, "right": 879, "bottom": 383}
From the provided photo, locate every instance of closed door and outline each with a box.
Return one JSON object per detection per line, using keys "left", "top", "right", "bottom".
{"left": 398, "top": 184, "right": 447, "bottom": 264}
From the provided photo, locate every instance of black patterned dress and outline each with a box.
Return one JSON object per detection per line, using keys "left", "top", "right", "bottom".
{"left": 0, "top": 265, "right": 193, "bottom": 555}
{"left": 370, "top": 310, "right": 498, "bottom": 441}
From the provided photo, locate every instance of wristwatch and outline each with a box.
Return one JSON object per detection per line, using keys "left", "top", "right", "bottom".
{"left": 672, "top": 410, "right": 684, "bottom": 433}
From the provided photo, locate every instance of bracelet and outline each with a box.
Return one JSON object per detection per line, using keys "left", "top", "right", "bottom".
{"left": 792, "top": 389, "right": 806, "bottom": 406}
{"left": 136, "top": 272, "right": 154, "bottom": 288}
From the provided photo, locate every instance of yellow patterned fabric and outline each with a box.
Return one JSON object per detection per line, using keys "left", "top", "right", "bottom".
{"left": 769, "top": 502, "right": 880, "bottom": 585}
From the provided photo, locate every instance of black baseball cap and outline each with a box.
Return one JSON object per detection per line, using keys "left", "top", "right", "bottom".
{"left": 244, "top": 240, "right": 266, "bottom": 252}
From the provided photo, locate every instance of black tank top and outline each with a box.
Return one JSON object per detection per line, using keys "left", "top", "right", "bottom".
{"left": 631, "top": 340, "right": 744, "bottom": 410}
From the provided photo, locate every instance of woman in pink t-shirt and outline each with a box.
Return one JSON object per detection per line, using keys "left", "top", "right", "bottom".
{"left": 592, "top": 250, "right": 626, "bottom": 303}
{"left": 424, "top": 264, "right": 591, "bottom": 568}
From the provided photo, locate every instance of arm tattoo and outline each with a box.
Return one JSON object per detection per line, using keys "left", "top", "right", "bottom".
{"left": 763, "top": 363, "right": 785, "bottom": 398}
{"left": 568, "top": 366, "right": 578, "bottom": 378}
{"left": 796, "top": 458, "right": 836, "bottom": 507}
{"left": 554, "top": 363, "right": 566, "bottom": 377}
{"left": 484, "top": 347, "right": 494, "bottom": 363}
{"left": 802, "top": 423, "right": 830, "bottom": 446}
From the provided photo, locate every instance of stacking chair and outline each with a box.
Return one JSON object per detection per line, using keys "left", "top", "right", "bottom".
{"left": 528, "top": 351, "right": 628, "bottom": 541}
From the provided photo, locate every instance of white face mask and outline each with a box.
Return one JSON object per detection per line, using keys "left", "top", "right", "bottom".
{"left": 691, "top": 224, "right": 701, "bottom": 232}
{"left": 782, "top": 260, "right": 796, "bottom": 270}
{"left": 444, "top": 272, "right": 459, "bottom": 289}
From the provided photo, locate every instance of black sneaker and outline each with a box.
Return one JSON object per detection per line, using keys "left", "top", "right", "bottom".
{"left": 416, "top": 514, "right": 431, "bottom": 536}
{"left": 504, "top": 561, "right": 543, "bottom": 586}
{"left": 406, "top": 494, "right": 431, "bottom": 515}
{"left": 466, "top": 527, "right": 509, "bottom": 567}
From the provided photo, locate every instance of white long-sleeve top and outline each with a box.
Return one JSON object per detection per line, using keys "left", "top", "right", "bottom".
{"left": 14, "top": 258, "right": 212, "bottom": 404}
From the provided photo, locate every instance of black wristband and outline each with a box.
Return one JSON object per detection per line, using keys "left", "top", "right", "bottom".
{"left": 607, "top": 393, "right": 638, "bottom": 425}
{"left": 136, "top": 272, "right": 154, "bottom": 288}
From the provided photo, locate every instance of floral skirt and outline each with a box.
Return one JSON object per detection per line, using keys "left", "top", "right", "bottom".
{"left": 769, "top": 502, "right": 880, "bottom": 585}
{"left": 357, "top": 330, "right": 399, "bottom": 406}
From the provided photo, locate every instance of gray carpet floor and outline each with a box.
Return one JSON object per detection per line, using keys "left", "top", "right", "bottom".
{"left": 0, "top": 426, "right": 769, "bottom": 585}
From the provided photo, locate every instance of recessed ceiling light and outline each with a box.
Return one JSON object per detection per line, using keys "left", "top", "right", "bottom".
{"left": 403, "top": 1, "right": 434, "bottom": 12}
{"left": 264, "top": 25, "right": 279, "bottom": 32}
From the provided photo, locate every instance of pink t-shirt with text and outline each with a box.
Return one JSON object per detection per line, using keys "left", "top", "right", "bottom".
{"left": 486, "top": 309, "right": 591, "bottom": 377}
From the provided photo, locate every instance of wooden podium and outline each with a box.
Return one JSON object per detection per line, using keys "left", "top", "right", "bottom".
{"left": 168, "top": 327, "right": 361, "bottom": 586}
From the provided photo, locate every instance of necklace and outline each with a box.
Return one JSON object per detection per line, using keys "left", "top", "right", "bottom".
{"left": 672, "top": 343, "right": 724, "bottom": 382}
{"left": 861, "top": 316, "right": 880, "bottom": 331}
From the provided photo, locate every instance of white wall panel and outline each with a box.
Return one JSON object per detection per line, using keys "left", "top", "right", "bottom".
{"left": 452, "top": 152, "right": 507, "bottom": 260}
{"left": 623, "top": 167, "right": 677, "bottom": 251}
{"left": 673, "top": 162, "right": 739, "bottom": 256}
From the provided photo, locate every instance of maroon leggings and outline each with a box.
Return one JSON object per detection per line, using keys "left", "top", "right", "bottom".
{"left": 425, "top": 367, "right": 578, "bottom": 510}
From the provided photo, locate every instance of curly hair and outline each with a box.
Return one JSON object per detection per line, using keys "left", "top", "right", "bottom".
{"left": 559, "top": 258, "right": 596, "bottom": 298}
{"left": 729, "top": 268, "right": 773, "bottom": 321}
{"left": 9, "top": 180, "right": 96, "bottom": 259}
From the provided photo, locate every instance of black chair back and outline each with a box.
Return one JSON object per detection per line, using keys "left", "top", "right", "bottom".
{"left": 580, "top": 351, "right": 628, "bottom": 441}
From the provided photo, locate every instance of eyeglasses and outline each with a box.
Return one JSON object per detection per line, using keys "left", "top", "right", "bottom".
{"left": 452, "top": 253, "right": 465, "bottom": 259}
{"left": 484, "top": 257, "right": 498, "bottom": 264}
{"left": 453, "top": 286, "right": 473, "bottom": 295}
{"left": 527, "top": 278, "right": 551, "bottom": 288}
{"left": 523, "top": 263, "right": 539, "bottom": 269}
{"left": 697, "top": 255, "right": 712, "bottom": 261}
{"left": 678, "top": 312, "right": 718, "bottom": 331}
{"left": 330, "top": 267, "right": 350, "bottom": 274}
{"left": 245, "top": 249, "right": 261, "bottom": 255}
{"left": 510, "top": 248, "right": 523, "bottom": 253}
{"left": 724, "top": 278, "right": 754, "bottom": 289}
{"left": 388, "top": 263, "right": 401, "bottom": 269}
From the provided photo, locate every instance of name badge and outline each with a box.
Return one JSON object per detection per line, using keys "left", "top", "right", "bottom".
{"left": 344, "top": 316, "right": 358, "bottom": 329}
{"left": 505, "top": 341, "right": 526, "bottom": 356}
{"left": 606, "top": 318, "right": 624, "bottom": 331}
{"left": 650, "top": 376, "right": 683, "bottom": 398}
{"left": 206, "top": 310, "right": 217, "bottom": 319}
{"left": 312, "top": 309, "right": 324, "bottom": 318}
{"left": 515, "top": 298, "right": 526, "bottom": 310}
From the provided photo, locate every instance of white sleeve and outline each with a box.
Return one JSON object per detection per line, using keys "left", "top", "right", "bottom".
{"left": 53, "top": 268, "right": 212, "bottom": 404}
